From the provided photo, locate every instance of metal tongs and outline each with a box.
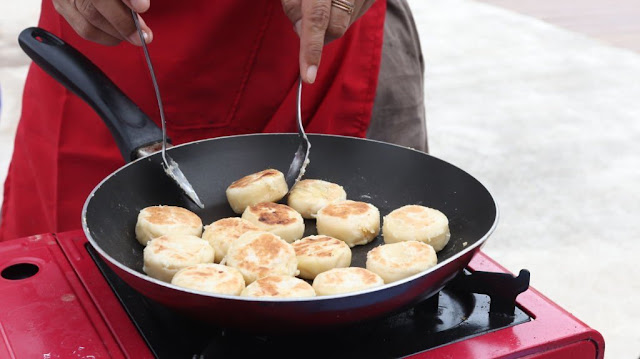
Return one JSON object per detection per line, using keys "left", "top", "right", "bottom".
{"left": 131, "top": 11, "right": 204, "bottom": 208}
{"left": 285, "top": 77, "right": 311, "bottom": 191}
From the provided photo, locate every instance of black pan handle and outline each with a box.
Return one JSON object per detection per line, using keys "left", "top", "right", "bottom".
{"left": 18, "top": 27, "right": 164, "bottom": 162}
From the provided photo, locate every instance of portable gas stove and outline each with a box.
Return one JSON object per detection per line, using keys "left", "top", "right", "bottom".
{"left": 0, "top": 231, "right": 604, "bottom": 358}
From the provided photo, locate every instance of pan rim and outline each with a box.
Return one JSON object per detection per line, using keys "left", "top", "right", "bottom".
{"left": 82, "top": 133, "right": 499, "bottom": 303}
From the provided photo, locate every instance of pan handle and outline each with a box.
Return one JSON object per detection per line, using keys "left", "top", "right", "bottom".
{"left": 18, "top": 27, "right": 164, "bottom": 162}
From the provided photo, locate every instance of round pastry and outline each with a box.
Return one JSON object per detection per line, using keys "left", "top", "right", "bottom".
{"left": 241, "top": 275, "right": 316, "bottom": 298}
{"left": 135, "top": 205, "right": 203, "bottom": 246}
{"left": 382, "top": 205, "right": 451, "bottom": 251}
{"left": 366, "top": 241, "right": 438, "bottom": 283}
{"left": 171, "top": 263, "right": 245, "bottom": 295}
{"left": 143, "top": 234, "right": 215, "bottom": 282}
{"left": 287, "top": 179, "right": 347, "bottom": 219}
{"left": 292, "top": 235, "right": 352, "bottom": 280}
{"left": 202, "top": 217, "right": 260, "bottom": 263}
{"left": 316, "top": 200, "right": 380, "bottom": 247}
{"left": 241, "top": 202, "right": 305, "bottom": 243}
{"left": 224, "top": 231, "right": 299, "bottom": 284}
{"left": 226, "top": 169, "right": 288, "bottom": 214}
{"left": 312, "top": 267, "right": 384, "bottom": 296}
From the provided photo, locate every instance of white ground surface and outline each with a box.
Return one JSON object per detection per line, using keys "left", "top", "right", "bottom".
{"left": 408, "top": 1, "right": 640, "bottom": 358}
{"left": 0, "top": 2, "right": 38, "bottom": 195}
{"left": 1, "top": 0, "right": 638, "bottom": 357}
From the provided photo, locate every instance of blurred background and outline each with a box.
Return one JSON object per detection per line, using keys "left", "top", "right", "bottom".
{"left": 1, "top": 0, "right": 639, "bottom": 357}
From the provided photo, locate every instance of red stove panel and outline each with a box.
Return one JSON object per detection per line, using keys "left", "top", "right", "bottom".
{"left": 0, "top": 233, "right": 151, "bottom": 359}
{"left": 0, "top": 231, "right": 604, "bottom": 359}
{"left": 420, "top": 253, "right": 605, "bottom": 359}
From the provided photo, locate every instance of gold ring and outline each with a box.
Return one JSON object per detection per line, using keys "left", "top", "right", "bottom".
{"left": 331, "top": 0, "right": 355, "bottom": 15}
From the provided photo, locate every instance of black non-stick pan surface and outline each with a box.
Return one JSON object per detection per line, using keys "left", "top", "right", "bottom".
{"left": 19, "top": 27, "right": 498, "bottom": 333}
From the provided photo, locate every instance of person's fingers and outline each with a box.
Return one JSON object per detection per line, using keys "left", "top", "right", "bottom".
{"left": 133, "top": 15, "right": 153, "bottom": 43}
{"left": 126, "top": 0, "right": 150, "bottom": 13}
{"left": 88, "top": 0, "right": 150, "bottom": 46}
{"left": 74, "top": 0, "right": 126, "bottom": 40}
{"left": 281, "top": 0, "right": 302, "bottom": 35}
{"left": 300, "top": 0, "right": 331, "bottom": 83}
{"left": 325, "top": 0, "right": 352, "bottom": 43}
{"left": 53, "top": 0, "right": 121, "bottom": 45}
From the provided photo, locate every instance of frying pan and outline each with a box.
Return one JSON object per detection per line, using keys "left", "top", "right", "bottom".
{"left": 19, "top": 27, "right": 499, "bottom": 333}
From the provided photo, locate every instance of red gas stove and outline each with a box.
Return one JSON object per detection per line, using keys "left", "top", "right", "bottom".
{"left": 0, "top": 231, "right": 604, "bottom": 358}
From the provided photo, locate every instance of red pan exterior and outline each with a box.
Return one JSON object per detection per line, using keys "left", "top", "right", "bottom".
{"left": 98, "top": 241, "right": 482, "bottom": 332}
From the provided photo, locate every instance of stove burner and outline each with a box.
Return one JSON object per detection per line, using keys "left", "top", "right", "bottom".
{"left": 86, "top": 244, "right": 531, "bottom": 358}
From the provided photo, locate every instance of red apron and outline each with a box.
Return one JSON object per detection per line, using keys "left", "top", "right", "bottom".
{"left": 0, "top": 0, "right": 386, "bottom": 241}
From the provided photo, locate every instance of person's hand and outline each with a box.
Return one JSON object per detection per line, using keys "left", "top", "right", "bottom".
{"left": 281, "top": 0, "right": 376, "bottom": 84}
{"left": 53, "top": 0, "right": 153, "bottom": 46}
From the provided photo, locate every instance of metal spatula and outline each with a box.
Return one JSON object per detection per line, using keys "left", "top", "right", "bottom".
{"left": 131, "top": 11, "right": 204, "bottom": 208}
{"left": 285, "top": 77, "right": 311, "bottom": 191}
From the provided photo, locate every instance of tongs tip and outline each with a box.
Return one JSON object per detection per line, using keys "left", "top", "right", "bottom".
{"left": 285, "top": 77, "right": 311, "bottom": 191}
{"left": 163, "top": 157, "right": 205, "bottom": 209}
{"left": 132, "top": 10, "right": 204, "bottom": 209}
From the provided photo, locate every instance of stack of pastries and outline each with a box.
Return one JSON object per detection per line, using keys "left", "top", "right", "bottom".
{"left": 135, "top": 169, "right": 451, "bottom": 298}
